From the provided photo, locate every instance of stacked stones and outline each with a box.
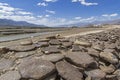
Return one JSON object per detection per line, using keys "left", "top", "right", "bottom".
{"left": 0, "top": 28, "right": 120, "bottom": 80}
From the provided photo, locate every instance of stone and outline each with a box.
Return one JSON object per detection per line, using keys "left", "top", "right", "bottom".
{"left": 44, "top": 74, "right": 56, "bottom": 80}
{"left": 59, "top": 39, "right": 69, "bottom": 42}
{"left": 41, "top": 46, "right": 60, "bottom": 54}
{"left": 8, "top": 45, "right": 35, "bottom": 52}
{"left": 0, "top": 58, "right": 14, "bottom": 71}
{"left": 100, "top": 51, "right": 118, "bottom": 64}
{"left": 65, "top": 52, "right": 97, "bottom": 68}
{"left": 0, "top": 71, "right": 21, "bottom": 80}
{"left": 92, "top": 44, "right": 104, "bottom": 51}
{"left": 87, "top": 48, "right": 100, "bottom": 57}
{"left": 15, "top": 51, "right": 36, "bottom": 58}
{"left": 74, "top": 40, "right": 91, "bottom": 47}
{"left": 0, "top": 46, "right": 9, "bottom": 54}
{"left": 20, "top": 40, "right": 33, "bottom": 46}
{"left": 99, "top": 64, "right": 115, "bottom": 74}
{"left": 46, "top": 36, "right": 56, "bottom": 39}
{"left": 104, "top": 43, "right": 116, "bottom": 49}
{"left": 39, "top": 39, "right": 50, "bottom": 42}
{"left": 62, "top": 42, "right": 73, "bottom": 48}
{"left": 106, "top": 75, "right": 117, "bottom": 80}
{"left": 114, "top": 69, "right": 120, "bottom": 80}
{"left": 18, "top": 57, "right": 55, "bottom": 79}
{"left": 39, "top": 54, "right": 64, "bottom": 63}
{"left": 85, "top": 69, "right": 106, "bottom": 80}
{"left": 71, "top": 45, "right": 82, "bottom": 52}
{"left": 49, "top": 39, "right": 61, "bottom": 45}
{"left": 56, "top": 61, "right": 83, "bottom": 80}
{"left": 34, "top": 42, "right": 49, "bottom": 48}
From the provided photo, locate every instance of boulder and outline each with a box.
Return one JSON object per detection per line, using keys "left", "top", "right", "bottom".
{"left": 0, "top": 71, "right": 21, "bottom": 80}
{"left": 65, "top": 52, "right": 97, "bottom": 68}
{"left": 18, "top": 57, "right": 55, "bottom": 79}
{"left": 56, "top": 61, "right": 83, "bottom": 80}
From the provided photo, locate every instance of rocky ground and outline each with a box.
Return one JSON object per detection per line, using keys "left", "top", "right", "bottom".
{"left": 0, "top": 28, "right": 120, "bottom": 80}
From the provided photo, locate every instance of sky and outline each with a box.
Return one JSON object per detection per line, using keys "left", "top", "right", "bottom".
{"left": 0, "top": 0, "right": 120, "bottom": 26}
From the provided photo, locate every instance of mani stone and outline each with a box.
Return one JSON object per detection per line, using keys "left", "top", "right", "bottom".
{"left": 62, "top": 42, "right": 73, "bottom": 48}
{"left": 41, "top": 46, "right": 60, "bottom": 54}
{"left": 74, "top": 40, "right": 91, "bottom": 47}
{"left": 40, "top": 54, "right": 64, "bottom": 63}
{"left": 71, "top": 45, "right": 82, "bottom": 52}
{"left": 100, "top": 51, "right": 118, "bottom": 64}
{"left": 56, "top": 61, "right": 83, "bottom": 80}
{"left": 0, "top": 71, "right": 21, "bottom": 80}
{"left": 18, "top": 57, "right": 55, "bottom": 79}
{"left": 0, "top": 58, "right": 14, "bottom": 71}
{"left": 8, "top": 45, "right": 35, "bottom": 52}
{"left": 87, "top": 48, "right": 100, "bottom": 57}
{"left": 34, "top": 42, "right": 49, "bottom": 48}
{"left": 85, "top": 69, "right": 106, "bottom": 80}
{"left": 65, "top": 52, "right": 97, "bottom": 68}
{"left": 20, "top": 40, "right": 33, "bottom": 46}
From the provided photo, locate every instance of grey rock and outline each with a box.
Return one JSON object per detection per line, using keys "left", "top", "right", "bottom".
{"left": 74, "top": 40, "right": 91, "bottom": 47}
{"left": 20, "top": 40, "right": 33, "bottom": 46}
{"left": 0, "top": 71, "right": 21, "bottom": 80}
{"left": 34, "top": 42, "right": 49, "bottom": 48}
{"left": 18, "top": 57, "right": 55, "bottom": 79}
{"left": 65, "top": 52, "right": 97, "bottom": 68}
{"left": 87, "top": 48, "right": 100, "bottom": 57}
{"left": 71, "top": 45, "right": 83, "bottom": 52}
{"left": 44, "top": 74, "right": 56, "bottom": 80}
{"left": 56, "top": 61, "right": 83, "bottom": 80}
{"left": 62, "top": 42, "right": 73, "bottom": 48}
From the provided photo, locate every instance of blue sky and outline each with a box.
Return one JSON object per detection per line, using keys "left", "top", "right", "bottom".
{"left": 0, "top": 0, "right": 120, "bottom": 26}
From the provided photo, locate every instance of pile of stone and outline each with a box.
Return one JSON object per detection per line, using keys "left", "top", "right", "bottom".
{"left": 0, "top": 28, "right": 120, "bottom": 80}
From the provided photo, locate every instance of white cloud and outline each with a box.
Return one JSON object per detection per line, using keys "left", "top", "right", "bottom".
{"left": 44, "top": 0, "right": 58, "bottom": 2}
{"left": 46, "top": 10, "right": 56, "bottom": 14}
{"left": 72, "top": 0, "right": 98, "bottom": 6}
{"left": 102, "top": 13, "right": 118, "bottom": 17}
{"left": 74, "top": 17, "right": 81, "bottom": 19}
{"left": 45, "top": 14, "right": 50, "bottom": 17}
{"left": 37, "top": 2, "right": 48, "bottom": 6}
{"left": 17, "top": 11, "right": 32, "bottom": 15}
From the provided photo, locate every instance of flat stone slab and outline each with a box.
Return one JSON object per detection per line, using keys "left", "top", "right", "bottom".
{"left": 56, "top": 61, "right": 83, "bottom": 80}
{"left": 18, "top": 57, "right": 55, "bottom": 79}
{"left": 0, "top": 71, "right": 21, "bottom": 80}
{"left": 49, "top": 39, "right": 61, "bottom": 45}
{"left": 41, "top": 46, "right": 61, "bottom": 54}
{"left": 65, "top": 52, "right": 97, "bottom": 68}
{"left": 40, "top": 54, "right": 64, "bottom": 63}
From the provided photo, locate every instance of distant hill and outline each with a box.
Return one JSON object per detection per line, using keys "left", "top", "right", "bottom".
{"left": 0, "top": 19, "right": 46, "bottom": 27}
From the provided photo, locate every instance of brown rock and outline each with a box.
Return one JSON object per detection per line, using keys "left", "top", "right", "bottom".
{"left": 65, "top": 52, "right": 97, "bottom": 68}
{"left": 71, "top": 45, "right": 83, "bottom": 52}
{"left": 87, "top": 48, "right": 100, "bottom": 57}
{"left": 56, "top": 61, "right": 83, "bottom": 80}
{"left": 0, "top": 46, "right": 9, "bottom": 54}
{"left": 62, "top": 42, "right": 73, "bottom": 48}
{"left": 18, "top": 57, "right": 55, "bottom": 79}
{"left": 20, "top": 40, "right": 33, "bottom": 46}
{"left": 34, "top": 42, "right": 49, "bottom": 48}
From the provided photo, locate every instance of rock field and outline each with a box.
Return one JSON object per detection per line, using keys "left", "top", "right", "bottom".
{"left": 0, "top": 28, "right": 120, "bottom": 80}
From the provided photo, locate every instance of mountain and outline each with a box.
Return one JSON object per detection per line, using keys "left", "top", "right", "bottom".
{"left": 0, "top": 19, "right": 46, "bottom": 27}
